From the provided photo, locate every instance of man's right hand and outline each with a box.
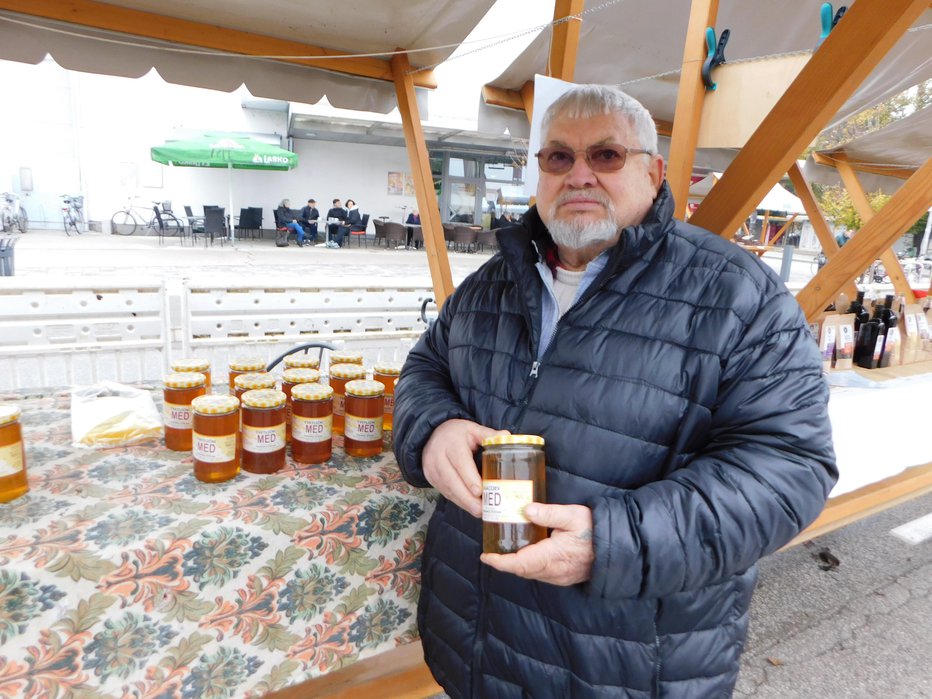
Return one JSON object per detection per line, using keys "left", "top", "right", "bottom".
{"left": 422, "top": 419, "right": 509, "bottom": 518}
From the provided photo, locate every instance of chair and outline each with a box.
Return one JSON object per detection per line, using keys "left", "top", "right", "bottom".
{"left": 383, "top": 221, "right": 407, "bottom": 248}
{"left": 452, "top": 224, "right": 479, "bottom": 253}
{"left": 184, "top": 205, "right": 204, "bottom": 242}
{"left": 373, "top": 218, "right": 387, "bottom": 247}
{"left": 152, "top": 206, "right": 169, "bottom": 245}
{"left": 203, "top": 207, "right": 226, "bottom": 247}
{"left": 234, "top": 208, "right": 260, "bottom": 240}
{"left": 349, "top": 213, "right": 370, "bottom": 247}
{"left": 249, "top": 207, "right": 264, "bottom": 239}
{"left": 441, "top": 222, "right": 456, "bottom": 249}
{"left": 0, "top": 236, "right": 18, "bottom": 276}
{"left": 266, "top": 341, "right": 338, "bottom": 372}
{"left": 411, "top": 225, "right": 425, "bottom": 249}
{"left": 477, "top": 228, "right": 498, "bottom": 253}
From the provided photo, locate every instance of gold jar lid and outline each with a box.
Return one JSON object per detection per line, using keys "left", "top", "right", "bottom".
{"left": 233, "top": 372, "right": 276, "bottom": 390}
{"left": 192, "top": 395, "right": 239, "bottom": 415}
{"left": 345, "top": 379, "right": 384, "bottom": 397}
{"left": 171, "top": 357, "right": 210, "bottom": 372}
{"left": 241, "top": 389, "right": 286, "bottom": 409}
{"left": 282, "top": 368, "right": 322, "bottom": 385}
{"left": 481, "top": 434, "right": 545, "bottom": 447}
{"left": 373, "top": 361, "right": 402, "bottom": 376}
{"left": 283, "top": 353, "right": 320, "bottom": 369}
{"left": 291, "top": 383, "right": 335, "bottom": 402}
{"left": 229, "top": 356, "right": 266, "bottom": 372}
{"left": 164, "top": 371, "right": 207, "bottom": 389}
{"left": 0, "top": 405, "right": 22, "bottom": 427}
{"left": 329, "top": 363, "right": 367, "bottom": 380}
{"left": 330, "top": 350, "right": 364, "bottom": 365}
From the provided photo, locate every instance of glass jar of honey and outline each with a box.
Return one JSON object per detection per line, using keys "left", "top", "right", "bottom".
{"left": 283, "top": 353, "right": 320, "bottom": 371}
{"left": 191, "top": 395, "right": 240, "bottom": 483}
{"left": 481, "top": 435, "right": 547, "bottom": 554}
{"left": 170, "top": 357, "right": 212, "bottom": 387}
{"left": 0, "top": 405, "right": 28, "bottom": 503}
{"left": 330, "top": 349, "right": 364, "bottom": 366}
{"left": 372, "top": 361, "right": 402, "bottom": 432}
{"left": 328, "top": 363, "right": 366, "bottom": 436}
{"left": 228, "top": 356, "right": 266, "bottom": 391}
{"left": 281, "top": 368, "right": 321, "bottom": 443}
{"left": 241, "top": 389, "right": 287, "bottom": 474}
{"left": 233, "top": 372, "right": 276, "bottom": 400}
{"left": 163, "top": 371, "right": 207, "bottom": 452}
{"left": 291, "top": 383, "right": 334, "bottom": 465}
{"left": 343, "top": 379, "right": 384, "bottom": 458}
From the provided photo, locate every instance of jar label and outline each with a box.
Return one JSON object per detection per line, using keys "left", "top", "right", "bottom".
{"left": 383, "top": 394, "right": 394, "bottom": 415}
{"left": 292, "top": 414, "right": 332, "bottom": 443}
{"left": 192, "top": 433, "right": 237, "bottom": 463}
{"left": 344, "top": 414, "right": 382, "bottom": 442}
{"left": 0, "top": 442, "right": 24, "bottom": 477}
{"left": 163, "top": 402, "right": 193, "bottom": 430}
{"left": 482, "top": 480, "right": 533, "bottom": 524}
{"left": 243, "top": 423, "right": 285, "bottom": 453}
{"left": 334, "top": 394, "right": 345, "bottom": 416}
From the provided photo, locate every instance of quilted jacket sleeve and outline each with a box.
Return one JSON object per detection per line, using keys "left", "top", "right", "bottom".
{"left": 392, "top": 292, "right": 475, "bottom": 488}
{"left": 588, "top": 287, "right": 838, "bottom": 600}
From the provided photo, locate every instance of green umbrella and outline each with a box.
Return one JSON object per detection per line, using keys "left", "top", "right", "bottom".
{"left": 151, "top": 134, "right": 298, "bottom": 241}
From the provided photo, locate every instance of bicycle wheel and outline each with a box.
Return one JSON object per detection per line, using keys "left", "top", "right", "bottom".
{"left": 110, "top": 210, "right": 137, "bottom": 235}
{"left": 64, "top": 213, "right": 80, "bottom": 236}
{"left": 163, "top": 213, "right": 184, "bottom": 237}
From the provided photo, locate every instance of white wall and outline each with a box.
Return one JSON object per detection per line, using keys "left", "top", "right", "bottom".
{"left": 0, "top": 57, "right": 419, "bottom": 233}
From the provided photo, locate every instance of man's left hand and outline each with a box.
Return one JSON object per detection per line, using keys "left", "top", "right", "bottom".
{"left": 480, "top": 503, "right": 595, "bottom": 586}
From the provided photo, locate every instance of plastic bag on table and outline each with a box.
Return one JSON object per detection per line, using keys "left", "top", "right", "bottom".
{"left": 70, "top": 381, "right": 162, "bottom": 448}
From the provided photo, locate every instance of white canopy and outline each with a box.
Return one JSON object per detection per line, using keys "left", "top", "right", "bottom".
{"left": 689, "top": 173, "right": 807, "bottom": 214}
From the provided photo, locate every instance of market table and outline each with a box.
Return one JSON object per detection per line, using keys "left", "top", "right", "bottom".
{"left": 0, "top": 387, "right": 437, "bottom": 698}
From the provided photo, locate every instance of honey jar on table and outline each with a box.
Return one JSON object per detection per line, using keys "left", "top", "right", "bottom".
{"left": 291, "top": 383, "right": 334, "bottom": 465}
{"left": 343, "top": 379, "right": 384, "bottom": 458}
{"left": 0, "top": 405, "right": 28, "bottom": 503}
{"left": 191, "top": 395, "right": 240, "bottom": 483}
{"left": 162, "top": 371, "right": 207, "bottom": 451}
{"left": 241, "top": 389, "right": 287, "bottom": 474}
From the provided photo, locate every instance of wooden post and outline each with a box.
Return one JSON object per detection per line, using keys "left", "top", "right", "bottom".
{"left": 520, "top": 81, "right": 536, "bottom": 123}
{"left": 688, "top": 0, "right": 928, "bottom": 238}
{"left": 391, "top": 53, "right": 455, "bottom": 307}
{"left": 548, "top": 0, "right": 585, "bottom": 81}
{"left": 770, "top": 213, "right": 798, "bottom": 245}
{"left": 834, "top": 155, "right": 916, "bottom": 304}
{"left": 787, "top": 162, "right": 858, "bottom": 300}
{"left": 796, "top": 158, "right": 932, "bottom": 320}
{"left": 667, "top": 0, "right": 720, "bottom": 219}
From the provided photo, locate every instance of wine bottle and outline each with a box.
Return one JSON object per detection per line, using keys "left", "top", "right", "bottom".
{"left": 854, "top": 304, "right": 885, "bottom": 369}
{"left": 878, "top": 295, "right": 899, "bottom": 368}
{"left": 845, "top": 290, "right": 870, "bottom": 333}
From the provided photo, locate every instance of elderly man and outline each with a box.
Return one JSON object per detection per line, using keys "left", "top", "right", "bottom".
{"left": 393, "top": 84, "right": 836, "bottom": 698}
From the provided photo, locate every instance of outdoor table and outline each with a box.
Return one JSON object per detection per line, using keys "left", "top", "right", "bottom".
{"left": 0, "top": 386, "right": 436, "bottom": 698}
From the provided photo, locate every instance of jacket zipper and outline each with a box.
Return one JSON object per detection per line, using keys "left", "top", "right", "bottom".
{"left": 470, "top": 564, "right": 491, "bottom": 698}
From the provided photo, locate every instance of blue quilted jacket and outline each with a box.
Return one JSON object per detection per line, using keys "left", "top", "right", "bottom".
{"left": 393, "top": 183, "right": 837, "bottom": 698}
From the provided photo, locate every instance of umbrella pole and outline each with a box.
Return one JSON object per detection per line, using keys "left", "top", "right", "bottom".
{"left": 228, "top": 164, "right": 235, "bottom": 245}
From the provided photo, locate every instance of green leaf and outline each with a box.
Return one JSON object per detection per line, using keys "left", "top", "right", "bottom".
{"left": 253, "top": 476, "right": 282, "bottom": 491}
{"left": 252, "top": 660, "right": 301, "bottom": 693}
{"left": 165, "top": 499, "right": 212, "bottom": 516}
{"left": 161, "top": 590, "right": 215, "bottom": 623}
{"left": 336, "top": 584, "right": 372, "bottom": 616}
{"left": 45, "top": 550, "right": 117, "bottom": 582}
{"left": 259, "top": 545, "right": 306, "bottom": 580}
{"left": 57, "top": 592, "right": 118, "bottom": 635}
{"left": 71, "top": 502, "right": 115, "bottom": 522}
{"left": 255, "top": 624, "right": 301, "bottom": 652}
{"left": 259, "top": 511, "right": 307, "bottom": 536}
{"left": 338, "top": 490, "right": 369, "bottom": 507}
{"left": 337, "top": 548, "right": 378, "bottom": 577}
{"left": 166, "top": 518, "right": 213, "bottom": 541}
{"left": 163, "top": 631, "right": 214, "bottom": 669}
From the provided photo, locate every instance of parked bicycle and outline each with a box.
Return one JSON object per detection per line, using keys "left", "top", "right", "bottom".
{"left": 61, "top": 194, "right": 85, "bottom": 236}
{"left": 809, "top": 251, "right": 827, "bottom": 275}
{"left": 1, "top": 191, "right": 28, "bottom": 233}
{"left": 110, "top": 197, "right": 183, "bottom": 236}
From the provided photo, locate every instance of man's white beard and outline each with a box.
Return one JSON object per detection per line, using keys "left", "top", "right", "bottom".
{"left": 546, "top": 193, "right": 620, "bottom": 250}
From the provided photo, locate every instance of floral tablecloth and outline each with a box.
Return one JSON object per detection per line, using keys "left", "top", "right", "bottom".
{"left": 0, "top": 388, "right": 436, "bottom": 698}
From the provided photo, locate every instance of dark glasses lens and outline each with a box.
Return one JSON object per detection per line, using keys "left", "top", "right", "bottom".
{"left": 535, "top": 145, "right": 631, "bottom": 174}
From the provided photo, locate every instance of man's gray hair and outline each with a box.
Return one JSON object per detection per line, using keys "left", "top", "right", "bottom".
{"left": 540, "top": 84, "right": 658, "bottom": 154}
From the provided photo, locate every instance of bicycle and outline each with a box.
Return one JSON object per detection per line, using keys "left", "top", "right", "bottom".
{"left": 61, "top": 194, "right": 84, "bottom": 236}
{"left": 809, "top": 251, "right": 827, "bottom": 276}
{"left": 1, "top": 191, "right": 28, "bottom": 233}
{"left": 110, "top": 197, "right": 182, "bottom": 236}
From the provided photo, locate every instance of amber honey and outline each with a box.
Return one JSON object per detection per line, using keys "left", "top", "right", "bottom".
{"left": 170, "top": 358, "right": 212, "bottom": 388}
{"left": 163, "top": 372, "right": 207, "bottom": 451}
{"left": 241, "top": 389, "right": 286, "bottom": 474}
{"left": 372, "top": 361, "right": 402, "bottom": 432}
{"left": 228, "top": 356, "right": 266, "bottom": 391}
{"left": 329, "top": 349, "right": 364, "bottom": 366}
{"left": 281, "top": 368, "right": 321, "bottom": 443}
{"left": 233, "top": 372, "right": 276, "bottom": 400}
{"left": 192, "top": 395, "right": 240, "bottom": 483}
{"left": 328, "top": 363, "right": 366, "bottom": 436}
{"left": 0, "top": 405, "right": 28, "bottom": 503}
{"left": 481, "top": 435, "right": 547, "bottom": 554}
{"left": 343, "top": 379, "right": 384, "bottom": 458}
{"left": 291, "top": 383, "right": 334, "bottom": 465}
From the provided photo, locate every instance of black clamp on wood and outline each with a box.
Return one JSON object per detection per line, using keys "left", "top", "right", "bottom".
{"left": 702, "top": 27, "right": 730, "bottom": 91}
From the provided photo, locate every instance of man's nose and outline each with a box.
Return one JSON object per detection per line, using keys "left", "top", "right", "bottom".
{"left": 563, "top": 153, "right": 599, "bottom": 187}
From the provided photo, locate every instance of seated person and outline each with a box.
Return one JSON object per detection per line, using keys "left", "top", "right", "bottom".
{"left": 275, "top": 199, "right": 306, "bottom": 246}
{"left": 326, "top": 198, "right": 347, "bottom": 247}
{"left": 300, "top": 198, "right": 319, "bottom": 243}
{"left": 338, "top": 198, "right": 363, "bottom": 246}
{"left": 405, "top": 210, "right": 421, "bottom": 248}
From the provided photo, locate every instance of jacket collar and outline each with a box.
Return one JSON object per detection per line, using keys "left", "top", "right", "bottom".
{"left": 498, "top": 181, "right": 677, "bottom": 275}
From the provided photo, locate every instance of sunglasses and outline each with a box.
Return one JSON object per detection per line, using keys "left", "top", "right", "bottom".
{"left": 535, "top": 144, "right": 653, "bottom": 174}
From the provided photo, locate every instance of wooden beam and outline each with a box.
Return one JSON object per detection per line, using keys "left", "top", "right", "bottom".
{"left": 812, "top": 152, "right": 915, "bottom": 180}
{"left": 834, "top": 155, "right": 916, "bottom": 304}
{"left": 796, "top": 157, "right": 932, "bottom": 320}
{"left": 667, "top": 0, "right": 720, "bottom": 219}
{"left": 548, "top": 0, "right": 585, "bottom": 81}
{"left": 0, "top": 0, "right": 438, "bottom": 88}
{"left": 391, "top": 53, "right": 455, "bottom": 307}
{"left": 787, "top": 162, "right": 858, "bottom": 300}
{"left": 520, "top": 80, "right": 535, "bottom": 123}
{"left": 482, "top": 84, "right": 525, "bottom": 111}
{"left": 769, "top": 213, "right": 798, "bottom": 245}
{"left": 689, "top": 0, "right": 927, "bottom": 238}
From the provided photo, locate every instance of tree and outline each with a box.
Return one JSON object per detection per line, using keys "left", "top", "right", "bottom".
{"left": 816, "top": 186, "right": 891, "bottom": 231}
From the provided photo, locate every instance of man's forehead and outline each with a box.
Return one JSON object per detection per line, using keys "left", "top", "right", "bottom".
{"left": 542, "top": 111, "right": 633, "bottom": 144}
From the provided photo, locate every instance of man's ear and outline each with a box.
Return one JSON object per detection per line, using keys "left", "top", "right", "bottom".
{"left": 649, "top": 155, "right": 665, "bottom": 191}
